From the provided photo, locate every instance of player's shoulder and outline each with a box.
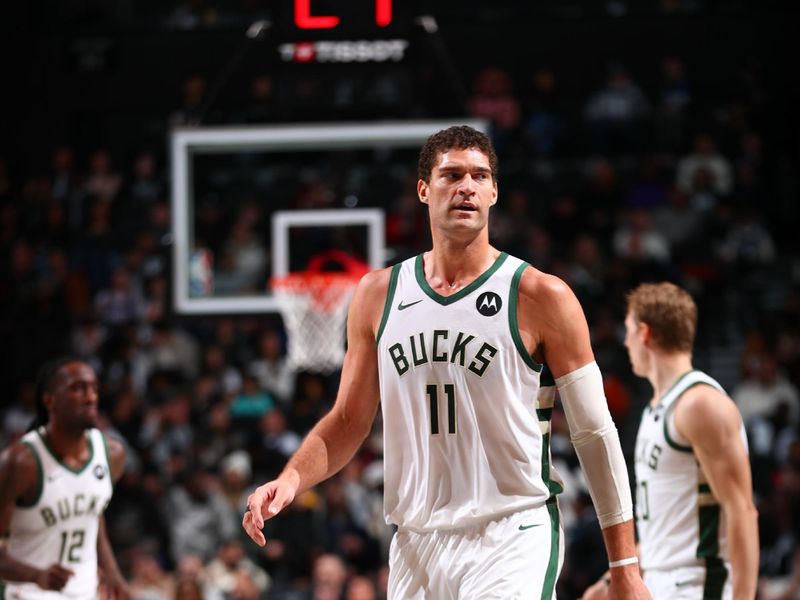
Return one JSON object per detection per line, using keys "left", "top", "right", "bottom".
{"left": 350, "top": 266, "right": 395, "bottom": 333}
{"left": 100, "top": 431, "right": 126, "bottom": 482}
{"left": 675, "top": 382, "right": 740, "bottom": 433}
{"left": 0, "top": 439, "right": 40, "bottom": 495}
{"left": 517, "top": 265, "right": 578, "bottom": 309}
{"left": 357, "top": 265, "right": 394, "bottom": 295}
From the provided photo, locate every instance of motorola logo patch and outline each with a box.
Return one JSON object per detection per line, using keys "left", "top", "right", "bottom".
{"left": 476, "top": 292, "right": 502, "bottom": 316}
{"left": 94, "top": 464, "right": 106, "bottom": 480}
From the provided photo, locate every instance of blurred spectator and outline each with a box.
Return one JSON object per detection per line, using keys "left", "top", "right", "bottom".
{"left": 307, "top": 553, "right": 348, "bottom": 600}
{"left": 129, "top": 551, "right": 175, "bottom": 600}
{"left": 206, "top": 538, "right": 271, "bottom": 598}
{"left": 167, "top": 467, "right": 239, "bottom": 563}
{"left": 624, "top": 158, "right": 668, "bottom": 210}
{"left": 141, "top": 321, "right": 200, "bottom": 382}
{"left": 243, "top": 74, "right": 278, "bottom": 123}
{"left": 718, "top": 208, "right": 777, "bottom": 267}
{"left": 95, "top": 266, "right": 145, "bottom": 327}
{"left": 345, "top": 575, "right": 377, "bottom": 600}
{"left": 651, "top": 186, "right": 706, "bottom": 258}
{"left": 522, "top": 67, "right": 563, "bottom": 158}
{"left": 676, "top": 133, "right": 733, "bottom": 197}
{"left": 466, "top": 67, "right": 522, "bottom": 153}
{"left": 170, "top": 75, "right": 208, "bottom": 126}
{"left": 129, "top": 152, "right": 164, "bottom": 206}
{"left": 219, "top": 450, "right": 253, "bottom": 514}
{"left": 584, "top": 63, "right": 650, "bottom": 154}
{"left": 734, "top": 352, "right": 799, "bottom": 434}
{"left": 256, "top": 408, "right": 301, "bottom": 479}
{"left": 83, "top": 149, "right": 123, "bottom": 203}
{"left": 612, "top": 208, "right": 671, "bottom": 264}
{"left": 249, "top": 329, "right": 295, "bottom": 406}
{"left": 1, "top": 382, "right": 36, "bottom": 445}
{"left": 230, "top": 374, "right": 274, "bottom": 423}
{"left": 654, "top": 56, "right": 692, "bottom": 153}
{"left": 580, "top": 158, "right": 622, "bottom": 245}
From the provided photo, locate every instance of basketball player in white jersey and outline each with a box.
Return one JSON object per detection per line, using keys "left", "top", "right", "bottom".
{"left": 581, "top": 283, "right": 758, "bottom": 600}
{"left": 243, "top": 126, "right": 650, "bottom": 599}
{"left": 0, "top": 357, "right": 129, "bottom": 599}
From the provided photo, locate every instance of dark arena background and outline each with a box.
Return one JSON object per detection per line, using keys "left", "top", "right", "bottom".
{"left": 1, "top": 1, "right": 799, "bottom": 598}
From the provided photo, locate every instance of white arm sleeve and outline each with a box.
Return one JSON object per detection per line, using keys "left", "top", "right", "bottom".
{"left": 556, "top": 361, "right": 633, "bottom": 528}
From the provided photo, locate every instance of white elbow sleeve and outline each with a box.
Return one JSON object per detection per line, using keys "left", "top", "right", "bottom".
{"left": 556, "top": 361, "right": 633, "bottom": 528}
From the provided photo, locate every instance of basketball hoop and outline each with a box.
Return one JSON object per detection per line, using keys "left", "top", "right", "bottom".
{"left": 271, "top": 251, "right": 369, "bottom": 374}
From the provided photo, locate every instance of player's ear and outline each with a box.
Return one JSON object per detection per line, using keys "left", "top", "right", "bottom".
{"left": 490, "top": 181, "right": 498, "bottom": 206}
{"left": 418, "top": 179, "right": 430, "bottom": 205}
{"left": 42, "top": 390, "right": 56, "bottom": 413}
{"left": 641, "top": 322, "right": 652, "bottom": 346}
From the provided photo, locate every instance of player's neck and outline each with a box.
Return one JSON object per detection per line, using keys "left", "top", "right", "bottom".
{"left": 648, "top": 352, "right": 694, "bottom": 403}
{"left": 424, "top": 238, "right": 499, "bottom": 293}
{"left": 44, "top": 423, "right": 91, "bottom": 462}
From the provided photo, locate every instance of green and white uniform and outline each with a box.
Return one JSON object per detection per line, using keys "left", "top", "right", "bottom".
{"left": 634, "top": 370, "right": 747, "bottom": 600}
{"left": 377, "top": 253, "right": 563, "bottom": 599}
{"left": 2, "top": 427, "right": 113, "bottom": 600}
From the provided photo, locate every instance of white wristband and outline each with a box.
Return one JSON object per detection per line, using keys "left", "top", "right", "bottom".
{"left": 608, "top": 556, "right": 639, "bottom": 568}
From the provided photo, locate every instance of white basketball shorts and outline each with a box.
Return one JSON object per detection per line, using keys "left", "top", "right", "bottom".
{"left": 388, "top": 501, "right": 563, "bottom": 599}
{"left": 644, "top": 564, "right": 732, "bottom": 600}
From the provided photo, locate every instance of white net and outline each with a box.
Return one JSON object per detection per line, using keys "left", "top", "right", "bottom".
{"left": 272, "top": 274, "right": 359, "bottom": 374}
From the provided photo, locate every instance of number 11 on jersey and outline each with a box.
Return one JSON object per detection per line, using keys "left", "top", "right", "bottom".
{"left": 427, "top": 384, "right": 456, "bottom": 435}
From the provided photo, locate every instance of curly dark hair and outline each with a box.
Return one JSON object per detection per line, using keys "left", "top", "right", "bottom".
{"left": 417, "top": 125, "right": 498, "bottom": 183}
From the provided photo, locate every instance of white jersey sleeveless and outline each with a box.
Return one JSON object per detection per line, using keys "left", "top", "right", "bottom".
{"left": 3, "top": 427, "right": 113, "bottom": 600}
{"left": 376, "top": 252, "right": 564, "bottom": 532}
{"left": 634, "top": 370, "right": 747, "bottom": 594}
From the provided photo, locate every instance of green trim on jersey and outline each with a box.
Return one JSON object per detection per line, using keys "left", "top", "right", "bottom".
{"left": 0, "top": 581, "right": 5, "bottom": 599}
{"left": 17, "top": 441, "right": 43, "bottom": 508}
{"left": 698, "top": 483, "right": 711, "bottom": 494}
{"left": 377, "top": 264, "right": 401, "bottom": 343}
{"left": 536, "top": 408, "right": 553, "bottom": 421}
{"left": 508, "top": 262, "right": 544, "bottom": 373}
{"left": 663, "top": 403, "right": 693, "bottom": 452}
{"left": 100, "top": 431, "right": 113, "bottom": 481}
{"left": 540, "top": 432, "right": 564, "bottom": 497}
{"left": 541, "top": 497, "right": 560, "bottom": 600}
{"left": 37, "top": 428, "right": 95, "bottom": 474}
{"left": 697, "top": 502, "right": 728, "bottom": 597}
{"left": 703, "top": 557, "right": 728, "bottom": 600}
{"left": 660, "top": 372, "right": 697, "bottom": 453}
{"left": 663, "top": 378, "right": 722, "bottom": 453}
{"left": 697, "top": 504, "right": 721, "bottom": 558}
{"left": 414, "top": 252, "right": 508, "bottom": 305}
{"left": 659, "top": 369, "right": 696, "bottom": 403}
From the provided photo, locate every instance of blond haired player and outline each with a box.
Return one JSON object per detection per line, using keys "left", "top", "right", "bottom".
{"left": 582, "top": 282, "right": 758, "bottom": 600}
{"left": 244, "top": 126, "right": 650, "bottom": 599}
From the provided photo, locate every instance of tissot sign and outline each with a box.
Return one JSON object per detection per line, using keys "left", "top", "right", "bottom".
{"left": 278, "top": 39, "right": 408, "bottom": 63}
{"left": 281, "top": 0, "right": 410, "bottom": 63}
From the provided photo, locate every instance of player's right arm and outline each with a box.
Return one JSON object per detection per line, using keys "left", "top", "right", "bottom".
{"left": 0, "top": 443, "right": 74, "bottom": 590}
{"left": 675, "top": 386, "right": 759, "bottom": 600}
{"left": 243, "top": 269, "right": 388, "bottom": 547}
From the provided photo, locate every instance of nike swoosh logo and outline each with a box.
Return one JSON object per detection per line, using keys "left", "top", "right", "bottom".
{"left": 397, "top": 300, "right": 423, "bottom": 311}
{"left": 518, "top": 523, "right": 542, "bottom": 531}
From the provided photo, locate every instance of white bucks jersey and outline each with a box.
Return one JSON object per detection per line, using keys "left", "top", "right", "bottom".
{"left": 634, "top": 371, "right": 747, "bottom": 587}
{"left": 376, "top": 253, "right": 563, "bottom": 531}
{"left": 3, "top": 427, "right": 113, "bottom": 599}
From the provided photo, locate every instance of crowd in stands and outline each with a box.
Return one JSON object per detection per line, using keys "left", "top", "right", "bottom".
{"left": 2, "top": 14, "right": 799, "bottom": 599}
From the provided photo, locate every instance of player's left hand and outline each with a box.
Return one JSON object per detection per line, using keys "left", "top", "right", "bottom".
{"left": 606, "top": 567, "right": 651, "bottom": 600}
{"left": 579, "top": 577, "right": 609, "bottom": 600}
{"left": 98, "top": 571, "right": 130, "bottom": 600}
